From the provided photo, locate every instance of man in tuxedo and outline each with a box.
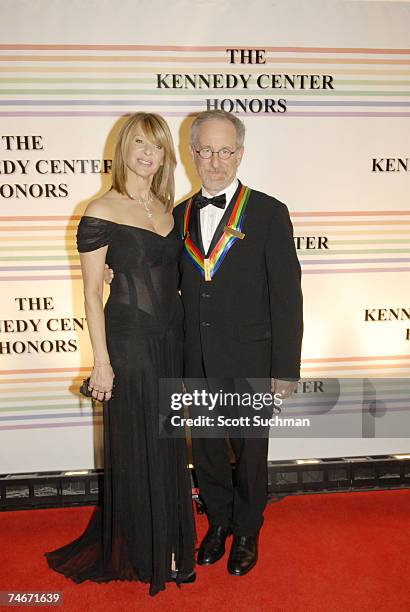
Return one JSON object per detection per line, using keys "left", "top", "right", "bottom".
{"left": 173, "top": 110, "right": 303, "bottom": 576}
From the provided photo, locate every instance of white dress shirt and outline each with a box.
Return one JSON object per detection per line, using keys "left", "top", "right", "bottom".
{"left": 200, "top": 179, "right": 239, "bottom": 254}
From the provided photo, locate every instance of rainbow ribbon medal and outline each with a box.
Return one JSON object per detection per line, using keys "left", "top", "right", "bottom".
{"left": 183, "top": 185, "right": 251, "bottom": 281}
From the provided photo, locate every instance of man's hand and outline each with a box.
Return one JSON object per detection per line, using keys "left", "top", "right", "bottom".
{"left": 104, "top": 263, "right": 114, "bottom": 284}
{"left": 271, "top": 378, "right": 298, "bottom": 399}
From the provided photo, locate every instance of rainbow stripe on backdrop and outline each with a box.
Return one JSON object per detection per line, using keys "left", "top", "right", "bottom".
{"left": 183, "top": 185, "right": 251, "bottom": 280}
{"left": 1, "top": 371, "right": 409, "bottom": 431}
{"left": 0, "top": 44, "right": 409, "bottom": 117}
{"left": 0, "top": 210, "right": 409, "bottom": 281}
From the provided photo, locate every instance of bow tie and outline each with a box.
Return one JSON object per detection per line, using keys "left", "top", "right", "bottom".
{"left": 194, "top": 193, "right": 226, "bottom": 210}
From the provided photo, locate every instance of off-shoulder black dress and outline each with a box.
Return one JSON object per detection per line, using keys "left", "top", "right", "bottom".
{"left": 45, "top": 216, "right": 196, "bottom": 596}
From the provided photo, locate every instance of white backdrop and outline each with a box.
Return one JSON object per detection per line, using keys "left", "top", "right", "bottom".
{"left": 0, "top": 0, "right": 409, "bottom": 472}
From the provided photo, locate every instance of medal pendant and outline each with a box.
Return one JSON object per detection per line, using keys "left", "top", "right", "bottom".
{"left": 224, "top": 225, "right": 245, "bottom": 240}
{"left": 204, "top": 258, "right": 212, "bottom": 281}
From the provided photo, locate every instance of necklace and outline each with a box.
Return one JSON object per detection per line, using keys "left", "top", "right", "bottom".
{"left": 128, "top": 191, "right": 154, "bottom": 218}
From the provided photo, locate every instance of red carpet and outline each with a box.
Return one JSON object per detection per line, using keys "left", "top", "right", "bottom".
{"left": 1, "top": 489, "right": 409, "bottom": 611}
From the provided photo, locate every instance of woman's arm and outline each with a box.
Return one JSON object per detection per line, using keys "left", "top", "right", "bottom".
{"left": 80, "top": 246, "right": 114, "bottom": 401}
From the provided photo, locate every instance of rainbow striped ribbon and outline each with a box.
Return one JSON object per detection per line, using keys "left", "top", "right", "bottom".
{"left": 183, "top": 185, "right": 251, "bottom": 281}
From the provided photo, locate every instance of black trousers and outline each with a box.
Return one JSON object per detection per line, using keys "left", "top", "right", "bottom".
{"left": 187, "top": 377, "right": 270, "bottom": 537}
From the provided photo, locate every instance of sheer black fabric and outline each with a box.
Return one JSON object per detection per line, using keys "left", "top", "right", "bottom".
{"left": 45, "top": 216, "right": 196, "bottom": 596}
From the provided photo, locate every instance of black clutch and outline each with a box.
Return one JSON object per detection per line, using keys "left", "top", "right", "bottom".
{"left": 80, "top": 377, "right": 115, "bottom": 400}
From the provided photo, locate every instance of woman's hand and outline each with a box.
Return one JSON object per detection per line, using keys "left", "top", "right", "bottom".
{"left": 88, "top": 363, "right": 115, "bottom": 402}
{"left": 104, "top": 263, "right": 114, "bottom": 284}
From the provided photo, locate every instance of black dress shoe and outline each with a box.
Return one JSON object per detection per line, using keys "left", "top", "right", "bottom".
{"left": 227, "top": 534, "right": 259, "bottom": 576}
{"left": 197, "top": 525, "right": 232, "bottom": 565}
{"left": 170, "top": 569, "right": 196, "bottom": 583}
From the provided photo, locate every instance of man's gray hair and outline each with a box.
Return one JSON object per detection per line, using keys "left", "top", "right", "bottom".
{"left": 190, "top": 110, "right": 246, "bottom": 148}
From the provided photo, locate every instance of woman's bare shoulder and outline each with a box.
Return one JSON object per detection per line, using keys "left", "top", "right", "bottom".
{"left": 84, "top": 191, "right": 121, "bottom": 221}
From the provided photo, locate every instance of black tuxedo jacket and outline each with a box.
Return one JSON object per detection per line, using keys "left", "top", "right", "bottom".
{"left": 173, "top": 181, "right": 303, "bottom": 379}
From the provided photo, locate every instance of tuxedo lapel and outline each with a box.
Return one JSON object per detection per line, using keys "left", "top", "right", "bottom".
{"left": 196, "top": 205, "right": 206, "bottom": 255}
{"left": 186, "top": 190, "right": 205, "bottom": 254}
{"left": 205, "top": 180, "right": 243, "bottom": 257}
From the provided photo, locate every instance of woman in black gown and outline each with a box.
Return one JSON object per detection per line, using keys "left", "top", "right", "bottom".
{"left": 45, "top": 112, "right": 196, "bottom": 596}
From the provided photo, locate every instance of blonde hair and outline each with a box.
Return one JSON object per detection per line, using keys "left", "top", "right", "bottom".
{"left": 111, "top": 112, "right": 176, "bottom": 212}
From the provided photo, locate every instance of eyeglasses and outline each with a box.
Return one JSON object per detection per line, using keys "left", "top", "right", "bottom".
{"left": 195, "top": 146, "right": 238, "bottom": 160}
